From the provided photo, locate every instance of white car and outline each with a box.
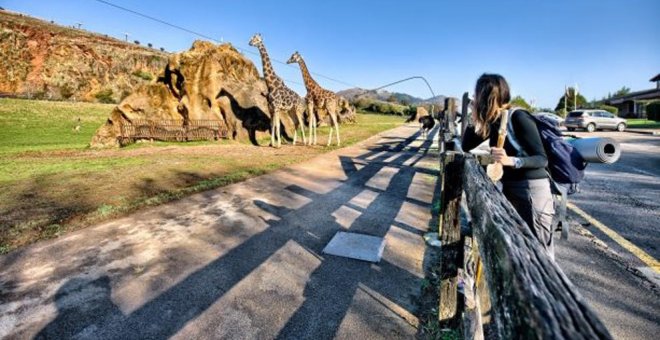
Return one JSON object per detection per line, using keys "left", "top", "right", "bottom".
{"left": 534, "top": 112, "right": 565, "bottom": 127}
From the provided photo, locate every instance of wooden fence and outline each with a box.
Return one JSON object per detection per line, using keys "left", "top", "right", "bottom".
{"left": 437, "top": 96, "right": 612, "bottom": 339}
{"left": 118, "top": 118, "right": 228, "bottom": 145}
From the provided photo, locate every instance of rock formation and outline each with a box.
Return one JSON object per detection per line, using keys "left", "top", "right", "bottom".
{"left": 91, "top": 41, "right": 296, "bottom": 147}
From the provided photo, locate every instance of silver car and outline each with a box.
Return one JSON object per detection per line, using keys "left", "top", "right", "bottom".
{"left": 534, "top": 112, "right": 565, "bottom": 127}
{"left": 564, "top": 110, "right": 627, "bottom": 132}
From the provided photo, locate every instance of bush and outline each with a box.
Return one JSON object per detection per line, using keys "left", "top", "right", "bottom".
{"left": 597, "top": 104, "right": 618, "bottom": 115}
{"left": 59, "top": 84, "right": 75, "bottom": 100}
{"left": 647, "top": 101, "right": 660, "bottom": 121}
{"left": 95, "top": 89, "right": 115, "bottom": 104}
{"left": 131, "top": 70, "right": 153, "bottom": 81}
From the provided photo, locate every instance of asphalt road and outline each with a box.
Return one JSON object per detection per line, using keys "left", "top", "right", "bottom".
{"left": 554, "top": 130, "right": 660, "bottom": 340}
{"left": 567, "top": 130, "right": 659, "bottom": 269}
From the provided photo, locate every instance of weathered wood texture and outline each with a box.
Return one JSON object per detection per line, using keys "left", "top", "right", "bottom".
{"left": 438, "top": 151, "right": 465, "bottom": 325}
{"left": 440, "top": 97, "right": 457, "bottom": 152}
{"left": 462, "top": 155, "right": 612, "bottom": 339}
{"left": 461, "top": 92, "right": 470, "bottom": 138}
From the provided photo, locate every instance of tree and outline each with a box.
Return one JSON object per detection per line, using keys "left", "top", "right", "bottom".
{"left": 613, "top": 86, "right": 631, "bottom": 98}
{"left": 555, "top": 87, "right": 587, "bottom": 113}
{"left": 147, "top": 43, "right": 153, "bottom": 48}
{"left": 510, "top": 95, "right": 532, "bottom": 111}
{"left": 386, "top": 94, "right": 398, "bottom": 103}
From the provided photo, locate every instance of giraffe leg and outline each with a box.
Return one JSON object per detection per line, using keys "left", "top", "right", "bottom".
{"left": 292, "top": 110, "right": 298, "bottom": 146}
{"left": 276, "top": 112, "right": 282, "bottom": 148}
{"left": 307, "top": 101, "right": 315, "bottom": 145}
{"left": 270, "top": 115, "right": 276, "bottom": 148}
{"left": 327, "top": 104, "right": 340, "bottom": 146}
{"left": 298, "top": 106, "right": 307, "bottom": 145}
{"left": 333, "top": 113, "right": 341, "bottom": 146}
{"left": 314, "top": 114, "right": 319, "bottom": 145}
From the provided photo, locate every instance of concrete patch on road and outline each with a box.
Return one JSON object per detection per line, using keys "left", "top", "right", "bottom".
{"left": 323, "top": 232, "right": 386, "bottom": 263}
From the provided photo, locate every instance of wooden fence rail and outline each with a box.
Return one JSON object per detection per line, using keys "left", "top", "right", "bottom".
{"left": 437, "top": 94, "right": 612, "bottom": 339}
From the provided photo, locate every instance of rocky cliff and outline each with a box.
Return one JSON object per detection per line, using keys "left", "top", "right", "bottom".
{"left": 0, "top": 9, "right": 167, "bottom": 102}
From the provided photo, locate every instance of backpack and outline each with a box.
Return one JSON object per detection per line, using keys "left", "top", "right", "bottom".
{"left": 505, "top": 108, "right": 587, "bottom": 195}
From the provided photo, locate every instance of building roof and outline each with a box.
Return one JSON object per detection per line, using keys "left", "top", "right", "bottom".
{"left": 651, "top": 74, "right": 660, "bottom": 82}
{"left": 605, "top": 88, "right": 660, "bottom": 104}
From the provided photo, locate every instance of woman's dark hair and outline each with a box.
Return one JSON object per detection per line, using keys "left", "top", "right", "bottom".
{"left": 473, "top": 73, "right": 511, "bottom": 138}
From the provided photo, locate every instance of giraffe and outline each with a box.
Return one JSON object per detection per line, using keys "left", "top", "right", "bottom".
{"left": 287, "top": 51, "right": 341, "bottom": 146}
{"left": 248, "top": 34, "right": 306, "bottom": 148}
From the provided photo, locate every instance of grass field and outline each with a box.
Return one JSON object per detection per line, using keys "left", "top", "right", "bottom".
{"left": 0, "top": 98, "right": 405, "bottom": 254}
{"left": 626, "top": 118, "right": 660, "bottom": 129}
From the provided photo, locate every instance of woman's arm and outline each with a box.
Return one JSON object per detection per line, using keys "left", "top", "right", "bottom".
{"left": 511, "top": 111, "right": 547, "bottom": 168}
{"left": 461, "top": 126, "right": 487, "bottom": 152}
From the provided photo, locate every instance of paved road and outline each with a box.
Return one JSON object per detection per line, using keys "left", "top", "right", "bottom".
{"left": 0, "top": 124, "right": 440, "bottom": 339}
{"left": 554, "top": 130, "right": 660, "bottom": 339}
{"left": 567, "top": 131, "right": 659, "bottom": 270}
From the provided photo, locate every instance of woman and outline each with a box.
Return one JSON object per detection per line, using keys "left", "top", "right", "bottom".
{"left": 462, "top": 73, "right": 555, "bottom": 258}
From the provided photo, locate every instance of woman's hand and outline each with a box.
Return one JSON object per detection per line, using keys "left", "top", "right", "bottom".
{"left": 491, "top": 147, "right": 514, "bottom": 166}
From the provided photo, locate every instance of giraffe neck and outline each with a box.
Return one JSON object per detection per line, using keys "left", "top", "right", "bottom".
{"left": 297, "top": 57, "right": 320, "bottom": 93}
{"left": 256, "top": 43, "right": 281, "bottom": 91}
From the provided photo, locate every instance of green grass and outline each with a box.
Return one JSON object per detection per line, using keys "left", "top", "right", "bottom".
{"left": 0, "top": 98, "right": 113, "bottom": 154}
{"left": 0, "top": 98, "right": 405, "bottom": 254}
{"left": 626, "top": 119, "right": 660, "bottom": 129}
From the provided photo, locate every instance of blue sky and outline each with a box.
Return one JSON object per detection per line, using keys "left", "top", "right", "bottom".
{"left": 3, "top": 0, "right": 659, "bottom": 108}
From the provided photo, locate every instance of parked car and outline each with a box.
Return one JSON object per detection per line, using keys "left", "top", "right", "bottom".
{"left": 533, "top": 112, "right": 565, "bottom": 127}
{"left": 564, "top": 110, "right": 627, "bottom": 132}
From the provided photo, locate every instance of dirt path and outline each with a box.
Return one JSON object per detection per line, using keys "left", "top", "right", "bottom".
{"left": 0, "top": 124, "right": 440, "bottom": 339}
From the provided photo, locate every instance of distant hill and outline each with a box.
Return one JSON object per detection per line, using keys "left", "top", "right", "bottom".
{"left": 0, "top": 9, "right": 168, "bottom": 103}
{"left": 337, "top": 87, "right": 446, "bottom": 106}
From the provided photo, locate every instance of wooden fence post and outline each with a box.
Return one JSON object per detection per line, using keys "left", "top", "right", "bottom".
{"left": 438, "top": 97, "right": 464, "bottom": 326}
{"left": 461, "top": 92, "right": 470, "bottom": 138}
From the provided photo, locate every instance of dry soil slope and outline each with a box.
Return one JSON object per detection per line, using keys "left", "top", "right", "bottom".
{"left": 0, "top": 9, "right": 167, "bottom": 103}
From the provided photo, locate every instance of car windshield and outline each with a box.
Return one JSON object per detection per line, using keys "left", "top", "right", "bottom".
{"left": 568, "top": 111, "right": 584, "bottom": 118}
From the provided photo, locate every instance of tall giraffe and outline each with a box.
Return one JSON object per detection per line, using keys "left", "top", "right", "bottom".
{"left": 287, "top": 51, "right": 341, "bottom": 146}
{"left": 249, "top": 34, "right": 306, "bottom": 147}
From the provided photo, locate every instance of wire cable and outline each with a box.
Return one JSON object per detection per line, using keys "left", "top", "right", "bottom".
{"left": 92, "top": 0, "right": 357, "bottom": 88}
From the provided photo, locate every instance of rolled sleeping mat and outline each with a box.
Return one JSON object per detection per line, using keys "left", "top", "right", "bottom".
{"left": 568, "top": 137, "right": 621, "bottom": 164}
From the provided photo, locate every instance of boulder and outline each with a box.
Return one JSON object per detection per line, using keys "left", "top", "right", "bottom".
{"left": 91, "top": 41, "right": 295, "bottom": 147}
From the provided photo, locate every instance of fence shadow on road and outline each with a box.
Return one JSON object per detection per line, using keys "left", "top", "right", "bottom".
{"left": 36, "top": 125, "right": 441, "bottom": 339}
